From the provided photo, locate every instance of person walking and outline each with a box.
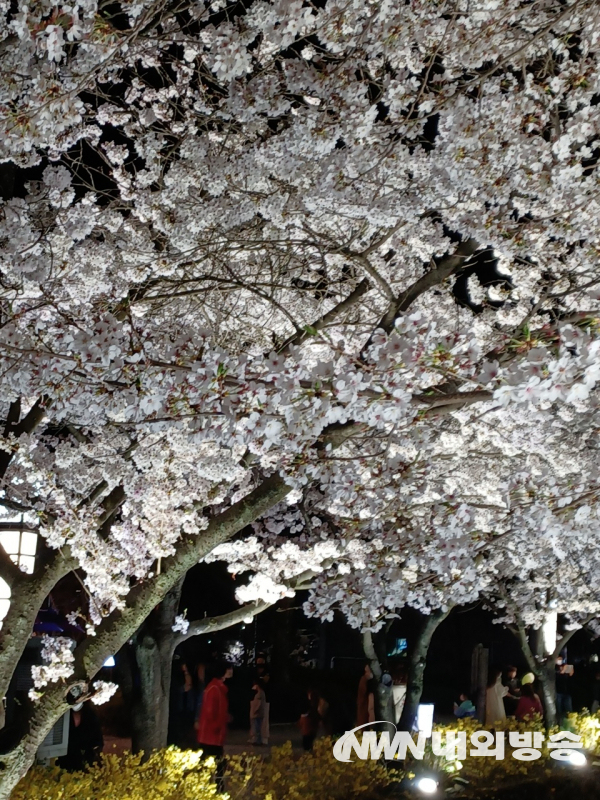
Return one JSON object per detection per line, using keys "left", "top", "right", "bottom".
{"left": 299, "top": 688, "right": 320, "bottom": 751}
{"left": 255, "top": 654, "right": 271, "bottom": 746}
{"left": 356, "top": 664, "right": 376, "bottom": 727}
{"left": 194, "top": 662, "right": 206, "bottom": 722}
{"left": 169, "top": 659, "right": 196, "bottom": 746}
{"left": 249, "top": 681, "right": 266, "bottom": 745}
{"left": 196, "top": 661, "right": 233, "bottom": 788}
{"left": 485, "top": 668, "right": 508, "bottom": 727}
{"left": 555, "top": 657, "right": 574, "bottom": 723}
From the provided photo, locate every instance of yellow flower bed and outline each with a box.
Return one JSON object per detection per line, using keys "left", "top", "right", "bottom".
{"left": 12, "top": 748, "right": 225, "bottom": 800}
{"left": 227, "top": 739, "right": 390, "bottom": 800}
{"left": 12, "top": 740, "right": 389, "bottom": 800}
{"left": 12, "top": 714, "right": 600, "bottom": 800}
{"left": 414, "top": 712, "right": 600, "bottom": 788}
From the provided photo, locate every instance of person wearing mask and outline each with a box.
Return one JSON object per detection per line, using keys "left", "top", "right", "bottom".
{"left": 453, "top": 692, "right": 476, "bottom": 718}
{"left": 515, "top": 683, "right": 543, "bottom": 721}
{"left": 255, "top": 654, "right": 271, "bottom": 746}
{"left": 196, "top": 661, "right": 233, "bottom": 761}
{"left": 249, "top": 681, "right": 266, "bottom": 745}
{"left": 502, "top": 665, "right": 520, "bottom": 716}
{"left": 485, "top": 668, "right": 508, "bottom": 727}
{"left": 356, "top": 664, "right": 376, "bottom": 727}
{"left": 57, "top": 701, "right": 104, "bottom": 772}
{"left": 555, "top": 657, "right": 574, "bottom": 723}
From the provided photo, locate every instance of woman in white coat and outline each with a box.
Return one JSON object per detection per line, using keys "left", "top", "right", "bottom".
{"left": 485, "top": 668, "right": 508, "bottom": 727}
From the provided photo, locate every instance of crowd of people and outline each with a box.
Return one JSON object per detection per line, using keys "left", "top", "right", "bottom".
{"left": 166, "top": 651, "right": 274, "bottom": 787}
{"left": 474, "top": 658, "right": 576, "bottom": 727}
{"left": 56, "top": 651, "right": 600, "bottom": 781}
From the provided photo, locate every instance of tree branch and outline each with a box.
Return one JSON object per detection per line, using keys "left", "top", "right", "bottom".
{"left": 552, "top": 614, "right": 596, "bottom": 660}
{"left": 373, "top": 238, "right": 480, "bottom": 338}
{"left": 0, "top": 547, "right": 76, "bottom": 704}
{"left": 0, "top": 397, "right": 49, "bottom": 484}
{"left": 177, "top": 600, "right": 272, "bottom": 644}
{"left": 277, "top": 278, "right": 371, "bottom": 356}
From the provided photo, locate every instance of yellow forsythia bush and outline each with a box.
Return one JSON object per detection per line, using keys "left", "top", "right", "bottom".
{"left": 11, "top": 748, "right": 226, "bottom": 800}
{"left": 418, "top": 713, "right": 600, "bottom": 789}
{"left": 566, "top": 710, "right": 600, "bottom": 754}
{"left": 227, "top": 738, "right": 391, "bottom": 800}
{"left": 417, "top": 716, "right": 552, "bottom": 788}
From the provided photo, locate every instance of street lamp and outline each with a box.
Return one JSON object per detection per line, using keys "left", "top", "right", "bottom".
{"left": 0, "top": 519, "right": 38, "bottom": 627}
{"left": 0, "top": 522, "right": 38, "bottom": 575}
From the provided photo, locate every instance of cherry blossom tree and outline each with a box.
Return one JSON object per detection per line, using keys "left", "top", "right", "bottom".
{"left": 1, "top": 0, "right": 600, "bottom": 794}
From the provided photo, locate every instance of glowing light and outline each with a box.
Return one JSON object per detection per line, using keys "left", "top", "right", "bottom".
{"left": 416, "top": 777, "right": 438, "bottom": 794}
{"left": 543, "top": 610, "right": 558, "bottom": 654}
{"left": 0, "top": 525, "right": 38, "bottom": 575}
{"left": 417, "top": 704, "right": 434, "bottom": 738}
{"left": 568, "top": 750, "right": 587, "bottom": 767}
{"left": 103, "top": 656, "right": 116, "bottom": 668}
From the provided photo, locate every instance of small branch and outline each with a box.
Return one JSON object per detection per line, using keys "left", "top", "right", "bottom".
{"left": 552, "top": 614, "right": 596, "bottom": 660}
{"left": 277, "top": 278, "right": 371, "bottom": 355}
{"left": 0, "top": 397, "right": 49, "bottom": 482}
{"left": 371, "top": 238, "right": 480, "bottom": 340}
{"left": 412, "top": 389, "right": 494, "bottom": 409}
{"left": 177, "top": 600, "right": 272, "bottom": 644}
{"left": 345, "top": 253, "right": 395, "bottom": 301}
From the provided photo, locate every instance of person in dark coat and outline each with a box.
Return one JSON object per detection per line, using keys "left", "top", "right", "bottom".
{"left": 299, "top": 688, "right": 321, "bottom": 751}
{"left": 56, "top": 702, "right": 104, "bottom": 772}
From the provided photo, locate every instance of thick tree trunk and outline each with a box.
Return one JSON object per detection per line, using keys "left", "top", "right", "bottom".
{"left": 0, "top": 685, "right": 68, "bottom": 800}
{"left": 131, "top": 580, "right": 183, "bottom": 754}
{"left": 530, "top": 626, "right": 557, "bottom": 728}
{"left": 537, "top": 666, "right": 557, "bottom": 727}
{"left": 131, "top": 634, "right": 174, "bottom": 754}
{"left": 397, "top": 606, "right": 453, "bottom": 733}
{"left": 0, "top": 473, "right": 292, "bottom": 798}
{"left": 362, "top": 631, "right": 394, "bottom": 723}
{"left": 510, "top": 620, "right": 558, "bottom": 728}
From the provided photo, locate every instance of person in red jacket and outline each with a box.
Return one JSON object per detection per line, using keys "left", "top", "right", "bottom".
{"left": 515, "top": 683, "right": 544, "bottom": 721}
{"left": 196, "top": 661, "right": 233, "bottom": 757}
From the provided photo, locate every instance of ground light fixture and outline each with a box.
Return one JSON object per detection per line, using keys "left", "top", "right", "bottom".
{"left": 416, "top": 777, "right": 439, "bottom": 794}
{"left": 568, "top": 750, "right": 587, "bottom": 767}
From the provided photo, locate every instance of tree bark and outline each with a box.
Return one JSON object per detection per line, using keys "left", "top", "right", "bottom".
{"left": 0, "top": 473, "right": 292, "bottom": 799}
{"left": 130, "top": 579, "right": 183, "bottom": 754}
{"left": 0, "top": 550, "right": 75, "bottom": 709}
{"left": 397, "top": 606, "right": 453, "bottom": 732}
{"left": 362, "top": 630, "right": 394, "bottom": 723}
{"left": 505, "top": 613, "right": 592, "bottom": 729}
{"left": 131, "top": 633, "right": 175, "bottom": 754}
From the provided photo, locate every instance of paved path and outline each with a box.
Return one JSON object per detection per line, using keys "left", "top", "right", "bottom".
{"left": 103, "top": 723, "right": 303, "bottom": 758}
{"left": 224, "top": 722, "right": 302, "bottom": 755}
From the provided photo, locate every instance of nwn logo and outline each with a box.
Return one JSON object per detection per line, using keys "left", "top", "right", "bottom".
{"left": 332, "top": 722, "right": 427, "bottom": 762}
